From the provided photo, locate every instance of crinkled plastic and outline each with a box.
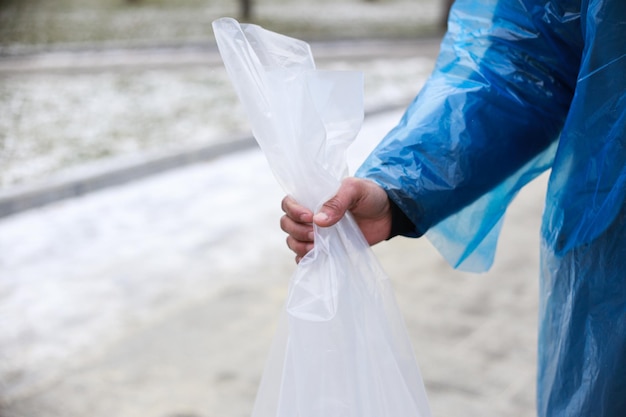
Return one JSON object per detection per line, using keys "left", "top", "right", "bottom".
{"left": 357, "top": 0, "right": 626, "bottom": 416}
{"left": 213, "top": 18, "right": 431, "bottom": 417}
{"left": 358, "top": 0, "right": 581, "bottom": 272}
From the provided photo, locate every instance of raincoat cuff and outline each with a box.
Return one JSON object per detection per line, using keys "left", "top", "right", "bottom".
{"left": 388, "top": 197, "right": 423, "bottom": 240}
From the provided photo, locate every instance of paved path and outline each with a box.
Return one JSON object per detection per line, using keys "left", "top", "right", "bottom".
{"left": 0, "top": 109, "right": 546, "bottom": 417}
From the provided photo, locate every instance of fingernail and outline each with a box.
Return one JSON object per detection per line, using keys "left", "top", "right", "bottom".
{"left": 313, "top": 212, "right": 329, "bottom": 223}
{"left": 308, "top": 231, "right": 315, "bottom": 241}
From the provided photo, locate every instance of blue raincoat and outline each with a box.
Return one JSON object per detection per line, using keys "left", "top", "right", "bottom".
{"left": 357, "top": 0, "right": 626, "bottom": 415}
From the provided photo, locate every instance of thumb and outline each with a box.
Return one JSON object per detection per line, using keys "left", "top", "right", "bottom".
{"left": 313, "top": 180, "right": 360, "bottom": 227}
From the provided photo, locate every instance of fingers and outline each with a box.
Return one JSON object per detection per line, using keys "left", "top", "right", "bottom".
{"left": 286, "top": 235, "right": 314, "bottom": 260}
{"left": 281, "top": 195, "right": 315, "bottom": 262}
{"left": 281, "top": 195, "right": 313, "bottom": 223}
{"left": 280, "top": 213, "right": 313, "bottom": 241}
{"left": 313, "top": 177, "right": 363, "bottom": 227}
{"left": 281, "top": 211, "right": 314, "bottom": 260}
{"left": 280, "top": 195, "right": 314, "bottom": 244}
{"left": 280, "top": 178, "right": 382, "bottom": 262}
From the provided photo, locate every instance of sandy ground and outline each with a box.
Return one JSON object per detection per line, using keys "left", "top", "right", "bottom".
{"left": 0, "top": 107, "right": 547, "bottom": 417}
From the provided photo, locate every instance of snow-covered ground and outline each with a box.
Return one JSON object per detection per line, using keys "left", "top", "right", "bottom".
{"left": 0, "top": 54, "right": 434, "bottom": 187}
{"left": 1, "top": 0, "right": 442, "bottom": 188}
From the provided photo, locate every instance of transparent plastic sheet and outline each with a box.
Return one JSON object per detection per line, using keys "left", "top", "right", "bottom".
{"left": 212, "top": 18, "right": 431, "bottom": 417}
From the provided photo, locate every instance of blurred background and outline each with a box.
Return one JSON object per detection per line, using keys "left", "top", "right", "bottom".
{"left": 0, "top": 1, "right": 543, "bottom": 417}
{"left": 0, "top": 0, "right": 446, "bottom": 188}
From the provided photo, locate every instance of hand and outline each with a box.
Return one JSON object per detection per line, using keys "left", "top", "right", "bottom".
{"left": 280, "top": 177, "right": 392, "bottom": 262}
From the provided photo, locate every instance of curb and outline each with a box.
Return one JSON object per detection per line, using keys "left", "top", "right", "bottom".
{"left": 0, "top": 136, "right": 255, "bottom": 219}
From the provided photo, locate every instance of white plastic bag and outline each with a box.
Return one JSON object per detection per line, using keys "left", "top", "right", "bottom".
{"left": 213, "top": 18, "right": 431, "bottom": 417}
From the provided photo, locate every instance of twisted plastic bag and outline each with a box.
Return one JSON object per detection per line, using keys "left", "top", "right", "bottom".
{"left": 213, "top": 18, "right": 431, "bottom": 417}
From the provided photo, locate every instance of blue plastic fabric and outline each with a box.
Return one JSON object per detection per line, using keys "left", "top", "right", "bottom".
{"left": 357, "top": 0, "right": 626, "bottom": 415}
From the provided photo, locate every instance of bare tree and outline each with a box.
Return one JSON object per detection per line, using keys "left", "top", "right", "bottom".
{"left": 240, "top": 0, "right": 253, "bottom": 20}
{"left": 440, "top": 0, "right": 454, "bottom": 29}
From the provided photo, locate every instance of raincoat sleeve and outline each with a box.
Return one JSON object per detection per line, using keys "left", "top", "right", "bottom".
{"left": 356, "top": 0, "right": 582, "bottom": 272}
{"left": 542, "top": 0, "right": 626, "bottom": 256}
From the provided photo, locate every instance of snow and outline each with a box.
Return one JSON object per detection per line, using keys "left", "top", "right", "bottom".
{"left": 0, "top": 56, "right": 432, "bottom": 187}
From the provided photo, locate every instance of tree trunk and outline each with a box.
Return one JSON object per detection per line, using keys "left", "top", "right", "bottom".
{"left": 240, "top": 0, "right": 252, "bottom": 20}
{"left": 440, "top": 0, "right": 454, "bottom": 29}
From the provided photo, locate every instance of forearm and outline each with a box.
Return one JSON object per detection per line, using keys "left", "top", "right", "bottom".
{"left": 357, "top": 0, "right": 581, "bottom": 236}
